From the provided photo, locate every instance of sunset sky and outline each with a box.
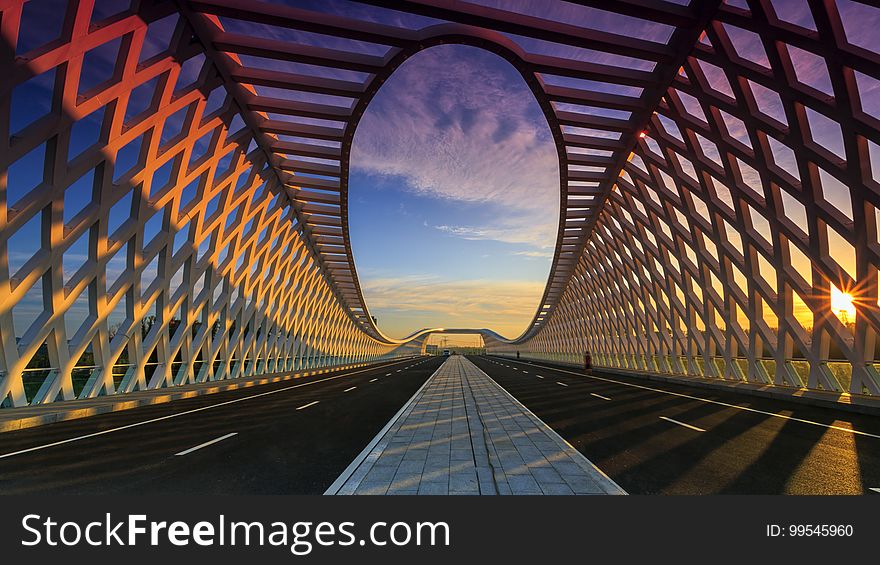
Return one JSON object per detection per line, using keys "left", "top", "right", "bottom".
{"left": 349, "top": 45, "right": 558, "bottom": 340}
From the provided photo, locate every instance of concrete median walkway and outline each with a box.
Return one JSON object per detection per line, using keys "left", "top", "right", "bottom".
{"left": 326, "top": 355, "right": 625, "bottom": 495}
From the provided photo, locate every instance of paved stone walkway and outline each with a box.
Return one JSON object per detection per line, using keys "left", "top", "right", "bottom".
{"left": 327, "top": 355, "right": 625, "bottom": 495}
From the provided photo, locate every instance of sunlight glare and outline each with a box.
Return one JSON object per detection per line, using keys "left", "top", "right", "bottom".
{"left": 830, "top": 284, "right": 856, "bottom": 324}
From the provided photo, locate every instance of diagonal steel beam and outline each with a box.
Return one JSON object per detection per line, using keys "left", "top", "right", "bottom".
{"left": 351, "top": 0, "right": 677, "bottom": 62}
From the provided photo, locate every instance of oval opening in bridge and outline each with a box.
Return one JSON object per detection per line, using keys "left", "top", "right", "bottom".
{"left": 349, "top": 45, "right": 559, "bottom": 340}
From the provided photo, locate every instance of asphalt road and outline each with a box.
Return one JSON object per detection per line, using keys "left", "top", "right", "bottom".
{"left": 0, "top": 356, "right": 444, "bottom": 495}
{"left": 470, "top": 355, "right": 880, "bottom": 495}
{"left": 4, "top": 352, "right": 877, "bottom": 495}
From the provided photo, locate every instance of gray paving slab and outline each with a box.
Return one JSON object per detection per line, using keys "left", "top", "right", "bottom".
{"left": 327, "top": 355, "right": 625, "bottom": 495}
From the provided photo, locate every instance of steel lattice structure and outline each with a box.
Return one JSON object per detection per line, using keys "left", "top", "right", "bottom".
{"left": 1, "top": 0, "right": 879, "bottom": 409}
{"left": 490, "top": 0, "right": 880, "bottom": 397}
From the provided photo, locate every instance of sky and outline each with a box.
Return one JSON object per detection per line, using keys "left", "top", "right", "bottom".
{"left": 348, "top": 45, "right": 558, "bottom": 340}
{"left": 425, "top": 333, "right": 485, "bottom": 349}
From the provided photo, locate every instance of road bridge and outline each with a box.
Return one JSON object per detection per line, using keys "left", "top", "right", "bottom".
{"left": 1, "top": 0, "right": 879, "bottom": 494}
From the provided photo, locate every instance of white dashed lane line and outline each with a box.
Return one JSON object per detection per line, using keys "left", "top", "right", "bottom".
{"left": 556, "top": 382, "right": 568, "bottom": 387}
{"left": 498, "top": 357, "right": 880, "bottom": 440}
{"left": 296, "top": 401, "right": 320, "bottom": 411}
{"left": 659, "top": 416, "right": 705, "bottom": 432}
{"left": 343, "top": 387, "right": 356, "bottom": 393}
{"left": 175, "top": 433, "right": 238, "bottom": 456}
{"left": 369, "top": 378, "right": 378, "bottom": 383}
{"left": 591, "top": 393, "right": 612, "bottom": 401}
{"left": 0, "top": 357, "right": 418, "bottom": 461}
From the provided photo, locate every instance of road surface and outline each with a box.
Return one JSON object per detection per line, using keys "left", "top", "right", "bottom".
{"left": 470, "top": 355, "right": 880, "bottom": 494}
{"left": 3, "top": 352, "right": 878, "bottom": 495}
{"left": 0, "top": 356, "right": 443, "bottom": 494}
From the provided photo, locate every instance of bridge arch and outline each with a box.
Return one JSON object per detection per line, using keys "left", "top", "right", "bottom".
{"left": 343, "top": 29, "right": 567, "bottom": 343}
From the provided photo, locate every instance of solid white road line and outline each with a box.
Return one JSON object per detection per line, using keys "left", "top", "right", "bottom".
{"left": 591, "top": 393, "right": 612, "bottom": 401}
{"left": 659, "top": 416, "right": 706, "bottom": 432}
{"left": 175, "top": 432, "right": 238, "bottom": 456}
{"left": 343, "top": 386, "right": 356, "bottom": 393}
{"left": 369, "top": 378, "right": 378, "bottom": 383}
{"left": 0, "top": 357, "right": 418, "bottom": 461}
{"left": 556, "top": 382, "right": 569, "bottom": 387}
{"left": 495, "top": 357, "right": 880, "bottom": 440}
{"left": 296, "top": 401, "right": 320, "bottom": 411}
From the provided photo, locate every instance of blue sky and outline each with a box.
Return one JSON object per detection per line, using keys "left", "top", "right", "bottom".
{"left": 348, "top": 45, "right": 558, "bottom": 339}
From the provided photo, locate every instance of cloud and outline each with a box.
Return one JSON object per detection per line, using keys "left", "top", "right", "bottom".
{"left": 361, "top": 274, "right": 545, "bottom": 339}
{"left": 511, "top": 250, "right": 554, "bottom": 259}
{"left": 432, "top": 216, "right": 556, "bottom": 248}
{"left": 350, "top": 45, "right": 560, "bottom": 226}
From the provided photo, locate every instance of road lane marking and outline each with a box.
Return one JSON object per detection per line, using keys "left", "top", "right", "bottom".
{"left": 493, "top": 357, "right": 880, "bottom": 440}
{"left": 369, "top": 378, "right": 378, "bottom": 382}
{"left": 175, "top": 432, "right": 238, "bottom": 456}
{"left": 659, "top": 416, "right": 705, "bottom": 432}
{"left": 296, "top": 401, "right": 320, "bottom": 411}
{"left": 0, "top": 357, "right": 420, "bottom": 461}
{"left": 556, "top": 382, "right": 569, "bottom": 387}
{"left": 385, "top": 373, "right": 392, "bottom": 376}
{"left": 869, "top": 488, "right": 880, "bottom": 494}
{"left": 536, "top": 375, "right": 544, "bottom": 379}
{"left": 591, "top": 393, "right": 612, "bottom": 401}
{"left": 343, "top": 386, "right": 357, "bottom": 393}
{"left": 522, "top": 371, "right": 529, "bottom": 374}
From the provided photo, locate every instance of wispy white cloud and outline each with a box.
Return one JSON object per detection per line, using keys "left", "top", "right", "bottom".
{"left": 511, "top": 250, "right": 554, "bottom": 259}
{"left": 432, "top": 215, "right": 555, "bottom": 247}
{"left": 350, "top": 46, "right": 559, "bottom": 230}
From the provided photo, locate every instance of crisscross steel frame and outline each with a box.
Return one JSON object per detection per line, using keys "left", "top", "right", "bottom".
{"left": 2, "top": 0, "right": 879, "bottom": 408}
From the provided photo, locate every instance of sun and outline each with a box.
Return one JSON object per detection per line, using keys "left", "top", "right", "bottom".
{"left": 830, "top": 285, "right": 856, "bottom": 324}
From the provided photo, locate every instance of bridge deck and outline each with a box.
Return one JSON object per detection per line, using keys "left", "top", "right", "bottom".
{"left": 327, "top": 355, "right": 624, "bottom": 495}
